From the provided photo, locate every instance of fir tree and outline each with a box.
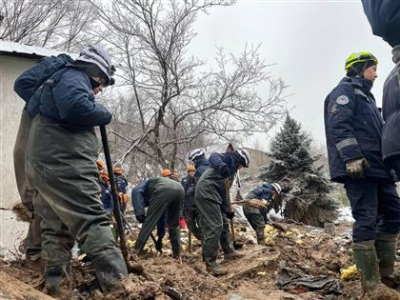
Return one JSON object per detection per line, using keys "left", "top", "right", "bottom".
{"left": 259, "top": 114, "right": 339, "bottom": 227}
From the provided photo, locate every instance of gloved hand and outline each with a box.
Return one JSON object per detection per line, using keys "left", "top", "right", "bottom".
{"left": 136, "top": 214, "right": 146, "bottom": 223}
{"left": 220, "top": 165, "right": 231, "bottom": 178}
{"left": 345, "top": 158, "right": 370, "bottom": 179}
{"left": 155, "top": 237, "right": 163, "bottom": 252}
{"left": 226, "top": 211, "right": 235, "bottom": 219}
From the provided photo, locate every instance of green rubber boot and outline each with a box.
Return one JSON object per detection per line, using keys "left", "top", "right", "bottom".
{"left": 376, "top": 232, "right": 400, "bottom": 288}
{"left": 353, "top": 241, "right": 400, "bottom": 300}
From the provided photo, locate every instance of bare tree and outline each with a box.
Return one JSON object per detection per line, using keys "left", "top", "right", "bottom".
{"left": 93, "top": 0, "right": 287, "bottom": 179}
{"left": 0, "top": 0, "right": 98, "bottom": 51}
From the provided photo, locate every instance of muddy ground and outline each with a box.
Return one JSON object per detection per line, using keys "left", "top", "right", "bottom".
{"left": 0, "top": 213, "right": 374, "bottom": 300}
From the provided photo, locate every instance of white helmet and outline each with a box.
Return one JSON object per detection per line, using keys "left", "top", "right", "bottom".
{"left": 76, "top": 45, "right": 116, "bottom": 86}
{"left": 189, "top": 149, "right": 205, "bottom": 162}
{"left": 271, "top": 183, "right": 282, "bottom": 195}
{"left": 236, "top": 148, "right": 250, "bottom": 168}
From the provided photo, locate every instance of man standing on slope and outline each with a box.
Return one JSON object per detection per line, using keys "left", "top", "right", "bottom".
{"left": 324, "top": 51, "right": 400, "bottom": 299}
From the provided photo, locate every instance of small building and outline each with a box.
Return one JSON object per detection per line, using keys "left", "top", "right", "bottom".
{"left": 0, "top": 40, "right": 70, "bottom": 209}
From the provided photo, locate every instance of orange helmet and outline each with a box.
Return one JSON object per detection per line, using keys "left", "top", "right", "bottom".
{"left": 113, "top": 167, "right": 123, "bottom": 175}
{"left": 161, "top": 169, "right": 172, "bottom": 177}
{"left": 96, "top": 159, "right": 105, "bottom": 171}
{"left": 100, "top": 171, "right": 110, "bottom": 182}
{"left": 187, "top": 165, "right": 195, "bottom": 172}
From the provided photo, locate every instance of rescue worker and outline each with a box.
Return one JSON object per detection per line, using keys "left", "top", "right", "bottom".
{"left": 182, "top": 164, "right": 202, "bottom": 240}
{"left": 13, "top": 54, "right": 73, "bottom": 261}
{"left": 243, "top": 183, "right": 281, "bottom": 245}
{"left": 24, "top": 46, "right": 130, "bottom": 294}
{"left": 195, "top": 149, "right": 250, "bottom": 276}
{"left": 189, "top": 149, "right": 210, "bottom": 181}
{"left": 362, "top": 2, "right": 400, "bottom": 293}
{"left": 114, "top": 167, "right": 129, "bottom": 225}
{"left": 131, "top": 177, "right": 184, "bottom": 257}
{"left": 98, "top": 169, "right": 113, "bottom": 216}
{"left": 324, "top": 51, "right": 400, "bottom": 299}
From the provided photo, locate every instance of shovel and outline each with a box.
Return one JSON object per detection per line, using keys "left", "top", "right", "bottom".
{"left": 224, "top": 178, "right": 243, "bottom": 249}
{"left": 100, "top": 125, "right": 142, "bottom": 274}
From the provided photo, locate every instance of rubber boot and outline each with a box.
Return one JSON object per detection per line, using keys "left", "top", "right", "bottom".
{"left": 91, "top": 250, "right": 128, "bottom": 293}
{"left": 169, "top": 227, "right": 181, "bottom": 259}
{"left": 257, "top": 231, "right": 266, "bottom": 246}
{"left": 205, "top": 257, "right": 227, "bottom": 277}
{"left": 224, "top": 250, "right": 245, "bottom": 260}
{"left": 44, "top": 263, "right": 71, "bottom": 295}
{"left": 375, "top": 232, "right": 400, "bottom": 288}
{"left": 353, "top": 241, "right": 400, "bottom": 299}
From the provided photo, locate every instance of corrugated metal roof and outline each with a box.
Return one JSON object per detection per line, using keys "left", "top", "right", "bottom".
{"left": 0, "top": 40, "right": 77, "bottom": 58}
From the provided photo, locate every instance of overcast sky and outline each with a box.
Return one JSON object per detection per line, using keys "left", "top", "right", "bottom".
{"left": 188, "top": 0, "right": 394, "bottom": 151}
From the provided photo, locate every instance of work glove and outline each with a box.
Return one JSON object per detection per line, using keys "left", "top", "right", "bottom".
{"left": 345, "top": 158, "right": 370, "bottom": 179}
{"left": 155, "top": 237, "right": 163, "bottom": 252}
{"left": 136, "top": 214, "right": 146, "bottom": 223}
{"left": 226, "top": 211, "right": 235, "bottom": 219}
{"left": 220, "top": 165, "right": 231, "bottom": 178}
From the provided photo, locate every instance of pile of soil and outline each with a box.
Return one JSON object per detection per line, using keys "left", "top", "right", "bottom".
{"left": 0, "top": 216, "right": 369, "bottom": 300}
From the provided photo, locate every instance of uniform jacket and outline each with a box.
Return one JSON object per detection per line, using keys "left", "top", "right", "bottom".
{"left": 14, "top": 54, "right": 74, "bottom": 103}
{"left": 24, "top": 64, "right": 111, "bottom": 126}
{"left": 98, "top": 179, "right": 113, "bottom": 213}
{"left": 115, "top": 175, "right": 128, "bottom": 194}
{"left": 194, "top": 156, "right": 210, "bottom": 181}
{"left": 246, "top": 183, "right": 274, "bottom": 222}
{"left": 131, "top": 178, "right": 167, "bottom": 237}
{"left": 324, "top": 77, "right": 392, "bottom": 182}
{"left": 181, "top": 175, "right": 196, "bottom": 207}
{"left": 382, "top": 51, "right": 400, "bottom": 162}
{"left": 196, "top": 152, "right": 239, "bottom": 213}
{"left": 362, "top": 1, "right": 400, "bottom": 46}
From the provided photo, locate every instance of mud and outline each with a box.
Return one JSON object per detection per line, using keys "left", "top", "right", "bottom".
{"left": 0, "top": 220, "right": 375, "bottom": 300}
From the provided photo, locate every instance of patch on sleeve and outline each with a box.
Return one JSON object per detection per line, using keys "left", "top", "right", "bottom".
{"left": 336, "top": 95, "right": 349, "bottom": 105}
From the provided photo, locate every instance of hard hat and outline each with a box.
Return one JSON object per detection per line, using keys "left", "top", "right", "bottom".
{"left": 161, "top": 169, "right": 172, "bottom": 177}
{"left": 187, "top": 165, "right": 195, "bottom": 172}
{"left": 189, "top": 149, "right": 205, "bottom": 162}
{"left": 236, "top": 148, "right": 250, "bottom": 168}
{"left": 96, "top": 159, "right": 105, "bottom": 170}
{"left": 345, "top": 51, "right": 378, "bottom": 72}
{"left": 113, "top": 167, "right": 123, "bottom": 175}
{"left": 76, "top": 45, "right": 116, "bottom": 86}
{"left": 271, "top": 183, "right": 282, "bottom": 195}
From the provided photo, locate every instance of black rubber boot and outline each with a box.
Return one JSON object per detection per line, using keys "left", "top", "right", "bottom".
{"left": 376, "top": 232, "right": 400, "bottom": 288}
{"left": 91, "top": 250, "right": 128, "bottom": 293}
{"left": 44, "top": 263, "right": 71, "bottom": 295}
{"left": 353, "top": 241, "right": 400, "bottom": 299}
{"left": 205, "top": 257, "right": 227, "bottom": 277}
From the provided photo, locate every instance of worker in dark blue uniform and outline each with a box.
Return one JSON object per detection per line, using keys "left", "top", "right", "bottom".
{"left": 195, "top": 149, "right": 250, "bottom": 276}
{"left": 324, "top": 51, "right": 400, "bottom": 299}
{"left": 243, "top": 183, "right": 281, "bottom": 245}
{"left": 362, "top": 2, "right": 400, "bottom": 294}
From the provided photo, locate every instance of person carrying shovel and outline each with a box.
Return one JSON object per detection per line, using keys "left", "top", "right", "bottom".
{"left": 23, "top": 45, "right": 133, "bottom": 295}
{"left": 242, "top": 183, "right": 281, "bottom": 245}
{"left": 194, "top": 149, "right": 250, "bottom": 276}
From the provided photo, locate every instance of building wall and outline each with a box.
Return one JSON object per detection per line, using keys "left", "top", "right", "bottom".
{"left": 0, "top": 55, "right": 37, "bottom": 208}
{"left": 240, "top": 147, "right": 270, "bottom": 179}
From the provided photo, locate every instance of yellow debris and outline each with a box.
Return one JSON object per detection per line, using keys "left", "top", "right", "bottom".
{"left": 265, "top": 225, "right": 275, "bottom": 233}
{"left": 295, "top": 238, "right": 303, "bottom": 245}
{"left": 340, "top": 264, "right": 357, "bottom": 280}
{"left": 126, "top": 239, "right": 135, "bottom": 248}
{"left": 257, "top": 271, "right": 267, "bottom": 276}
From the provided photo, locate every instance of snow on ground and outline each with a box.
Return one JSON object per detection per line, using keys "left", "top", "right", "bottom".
{"left": 336, "top": 206, "right": 354, "bottom": 224}
{"left": 0, "top": 209, "right": 29, "bottom": 260}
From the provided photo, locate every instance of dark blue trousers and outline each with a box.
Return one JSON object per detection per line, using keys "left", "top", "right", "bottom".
{"left": 344, "top": 178, "right": 400, "bottom": 242}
